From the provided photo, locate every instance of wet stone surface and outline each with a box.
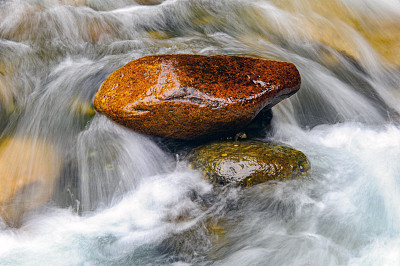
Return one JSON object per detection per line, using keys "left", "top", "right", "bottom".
{"left": 94, "top": 54, "right": 301, "bottom": 139}
{"left": 186, "top": 140, "right": 310, "bottom": 187}
{"left": 0, "top": 137, "right": 62, "bottom": 227}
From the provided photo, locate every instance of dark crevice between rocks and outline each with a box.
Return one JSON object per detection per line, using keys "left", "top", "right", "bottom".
{"left": 154, "top": 108, "right": 273, "bottom": 156}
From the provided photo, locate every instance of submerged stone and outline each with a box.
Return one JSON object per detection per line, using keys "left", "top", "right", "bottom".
{"left": 0, "top": 137, "right": 62, "bottom": 227}
{"left": 94, "top": 54, "right": 301, "bottom": 139}
{"left": 268, "top": 0, "right": 400, "bottom": 67}
{"left": 186, "top": 140, "right": 309, "bottom": 187}
{"left": 69, "top": 97, "right": 96, "bottom": 128}
{"left": 0, "top": 60, "right": 16, "bottom": 115}
{"left": 135, "top": 0, "right": 163, "bottom": 5}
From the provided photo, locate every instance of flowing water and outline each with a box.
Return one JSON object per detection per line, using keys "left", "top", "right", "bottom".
{"left": 0, "top": 0, "right": 400, "bottom": 265}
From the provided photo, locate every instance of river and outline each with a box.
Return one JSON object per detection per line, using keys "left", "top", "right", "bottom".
{"left": 0, "top": 0, "right": 399, "bottom": 265}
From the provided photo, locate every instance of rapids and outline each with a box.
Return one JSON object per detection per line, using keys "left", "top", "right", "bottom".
{"left": 0, "top": 0, "right": 399, "bottom": 265}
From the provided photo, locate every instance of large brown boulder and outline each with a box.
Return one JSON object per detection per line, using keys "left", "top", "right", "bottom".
{"left": 94, "top": 54, "right": 301, "bottom": 139}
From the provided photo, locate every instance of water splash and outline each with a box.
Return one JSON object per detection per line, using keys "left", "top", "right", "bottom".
{"left": 0, "top": 0, "right": 399, "bottom": 264}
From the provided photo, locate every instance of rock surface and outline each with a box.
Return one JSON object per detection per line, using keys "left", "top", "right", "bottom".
{"left": 94, "top": 54, "right": 301, "bottom": 139}
{"left": 0, "top": 137, "right": 62, "bottom": 226}
{"left": 135, "top": 0, "right": 163, "bottom": 5}
{"left": 186, "top": 140, "right": 309, "bottom": 187}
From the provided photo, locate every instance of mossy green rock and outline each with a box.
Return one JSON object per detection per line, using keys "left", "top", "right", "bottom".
{"left": 186, "top": 140, "right": 310, "bottom": 187}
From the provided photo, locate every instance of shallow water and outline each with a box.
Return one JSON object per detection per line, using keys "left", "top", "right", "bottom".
{"left": 0, "top": 0, "right": 399, "bottom": 265}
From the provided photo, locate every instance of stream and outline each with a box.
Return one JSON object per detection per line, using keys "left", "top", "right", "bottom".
{"left": 0, "top": 0, "right": 400, "bottom": 265}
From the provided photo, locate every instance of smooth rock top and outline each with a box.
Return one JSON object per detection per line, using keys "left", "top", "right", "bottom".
{"left": 186, "top": 140, "right": 310, "bottom": 187}
{"left": 94, "top": 54, "right": 301, "bottom": 139}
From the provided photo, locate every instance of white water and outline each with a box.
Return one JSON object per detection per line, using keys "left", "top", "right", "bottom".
{"left": 0, "top": 0, "right": 399, "bottom": 265}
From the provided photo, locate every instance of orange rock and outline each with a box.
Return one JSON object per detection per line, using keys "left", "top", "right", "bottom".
{"left": 94, "top": 54, "right": 301, "bottom": 139}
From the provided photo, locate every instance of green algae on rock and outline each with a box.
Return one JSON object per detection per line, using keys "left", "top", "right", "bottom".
{"left": 186, "top": 140, "right": 310, "bottom": 187}
{"left": 94, "top": 54, "right": 301, "bottom": 139}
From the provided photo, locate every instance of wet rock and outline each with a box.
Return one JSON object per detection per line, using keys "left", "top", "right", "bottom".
{"left": 70, "top": 99, "right": 95, "bottom": 117}
{"left": 80, "top": 16, "right": 121, "bottom": 43}
{"left": 69, "top": 97, "right": 96, "bottom": 129}
{"left": 186, "top": 140, "right": 309, "bottom": 187}
{"left": 59, "top": 0, "right": 87, "bottom": 6}
{"left": 94, "top": 54, "right": 301, "bottom": 139}
{"left": 135, "top": 0, "right": 164, "bottom": 5}
{"left": 155, "top": 109, "right": 272, "bottom": 156}
{"left": 269, "top": 0, "right": 400, "bottom": 67}
{"left": 0, "top": 60, "right": 16, "bottom": 115}
{"left": 0, "top": 137, "right": 62, "bottom": 227}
